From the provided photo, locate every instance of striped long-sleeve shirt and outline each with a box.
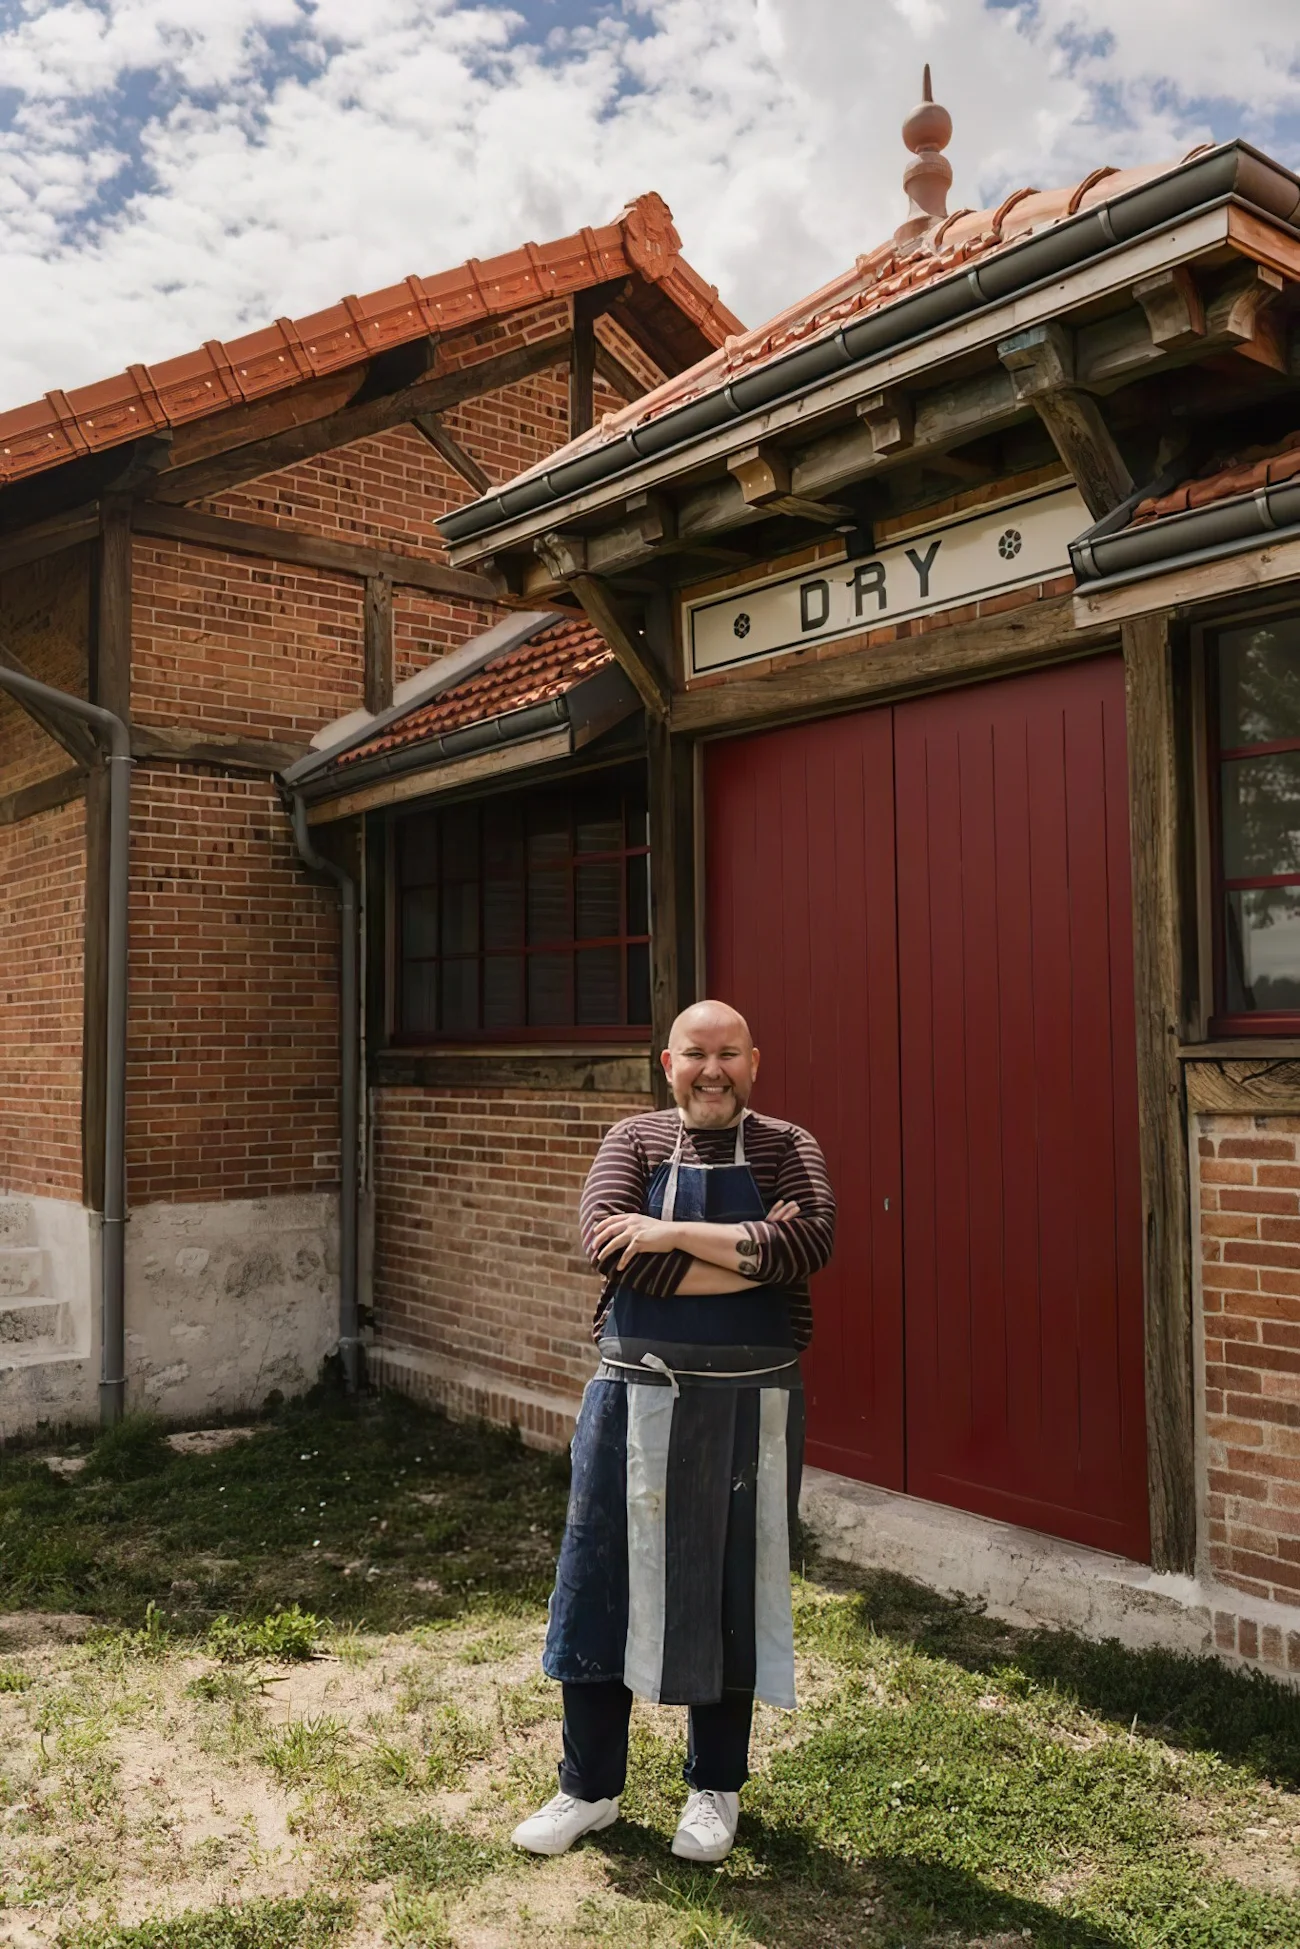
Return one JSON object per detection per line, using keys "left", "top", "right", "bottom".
{"left": 579, "top": 1108, "right": 836, "bottom": 1349}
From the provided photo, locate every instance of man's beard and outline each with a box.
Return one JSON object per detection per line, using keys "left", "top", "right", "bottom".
{"left": 677, "top": 1078, "right": 745, "bottom": 1126}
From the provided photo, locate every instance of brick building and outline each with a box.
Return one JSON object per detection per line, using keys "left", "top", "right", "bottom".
{"left": 0, "top": 191, "right": 737, "bottom": 1425}
{"left": 10, "top": 80, "right": 1300, "bottom": 1687}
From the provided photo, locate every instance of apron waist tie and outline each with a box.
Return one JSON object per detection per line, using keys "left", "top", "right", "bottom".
{"left": 600, "top": 1351, "right": 799, "bottom": 1399}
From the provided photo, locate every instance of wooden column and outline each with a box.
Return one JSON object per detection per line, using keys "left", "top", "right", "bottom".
{"left": 1123, "top": 611, "right": 1196, "bottom": 1573}
{"left": 364, "top": 572, "right": 394, "bottom": 716}
{"left": 647, "top": 716, "right": 697, "bottom": 1107}
{"left": 83, "top": 499, "right": 132, "bottom": 1211}
{"left": 570, "top": 291, "right": 598, "bottom": 440}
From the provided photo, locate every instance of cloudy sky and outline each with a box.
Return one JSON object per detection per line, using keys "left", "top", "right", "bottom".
{"left": 0, "top": 0, "right": 1297, "bottom": 407}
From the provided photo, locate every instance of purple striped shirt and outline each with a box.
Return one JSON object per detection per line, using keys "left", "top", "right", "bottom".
{"left": 579, "top": 1107, "right": 836, "bottom": 1349}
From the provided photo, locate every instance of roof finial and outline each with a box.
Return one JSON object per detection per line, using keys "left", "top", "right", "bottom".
{"left": 895, "top": 65, "right": 953, "bottom": 249}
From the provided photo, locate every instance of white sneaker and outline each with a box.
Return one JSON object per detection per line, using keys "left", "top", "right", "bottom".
{"left": 671, "top": 1788, "right": 740, "bottom": 1863}
{"left": 510, "top": 1790, "right": 619, "bottom": 1856}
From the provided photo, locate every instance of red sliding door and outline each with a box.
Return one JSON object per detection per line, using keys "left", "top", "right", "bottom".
{"left": 703, "top": 654, "right": 1149, "bottom": 1559}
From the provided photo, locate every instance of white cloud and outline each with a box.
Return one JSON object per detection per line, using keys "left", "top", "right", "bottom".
{"left": 0, "top": 0, "right": 1294, "bottom": 405}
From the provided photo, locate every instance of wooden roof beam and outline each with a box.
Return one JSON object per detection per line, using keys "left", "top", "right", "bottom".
{"left": 144, "top": 331, "right": 573, "bottom": 505}
{"left": 998, "top": 322, "right": 1133, "bottom": 518}
{"left": 534, "top": 533, "right": 669, "bottom": 719}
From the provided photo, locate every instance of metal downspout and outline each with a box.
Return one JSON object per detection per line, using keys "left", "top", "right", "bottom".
{"left": 0, "top": 666, "right": 131, "bottom": 1425}
{"left": 289, "top": 794, "right": 361, "bottom": 1390}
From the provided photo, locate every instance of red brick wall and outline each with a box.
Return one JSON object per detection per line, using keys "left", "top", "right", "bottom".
{"left": 0, "top": 548, "right": 92, "bottom": 798}
{"left": 1199, "top": 1113, "right": 1300, "bottom": 1606}
{"left": 0, "top": 799, "right": 87, "bottom": 1198}
{"left": 371, "top": 1086, "right": 653, "bottom": 1417}
{"left": 126, "top": 767, "right": 340, "bottom": 1204}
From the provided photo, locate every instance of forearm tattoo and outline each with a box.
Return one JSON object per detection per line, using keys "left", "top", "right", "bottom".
{"left": 737, "top": 1235, "right": 762, "bottom": 1280}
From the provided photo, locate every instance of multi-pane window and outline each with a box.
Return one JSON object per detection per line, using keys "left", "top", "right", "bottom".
{"left": 1211, "top": 612, "right": 1300, "bottom": 1030}
{"left": 396, "top": 774, "right": 651, "bottom": 1040}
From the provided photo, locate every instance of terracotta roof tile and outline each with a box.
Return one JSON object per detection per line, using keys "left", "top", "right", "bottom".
{"left": 1132, "top": 430, "right": 1300, "bottom": 524}
{"left": 0, "top": 193, "right": 741, "bottom": 491}
{"left": 513, "top": 153, "right": 1199, "bottom": 483}
{"left": 331, "top": 615, "right": 611, "bottom": 769}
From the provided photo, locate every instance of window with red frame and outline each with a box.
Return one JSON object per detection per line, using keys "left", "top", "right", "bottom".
{"left": 1211, "top": 612, "right": 1300, "bottom": 1032}
{"left": 395, "top": 772, "right": 651, "bottom": 1041}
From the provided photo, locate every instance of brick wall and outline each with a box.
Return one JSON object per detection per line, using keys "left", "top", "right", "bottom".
{"left": 1198, "top": 1113, "right": 1300, "bottom": 1609}
{"left": 370, "top": 1086, "right": 654, "bottom": 1438}
{"left": 126, "top": 768, "right": 340, "bottom": 1205}
{"left": 0, "top": 548, "right": 92, "bottom": 798}
{"left": 0, "top": 799, "right": 87, "bottom": 1198}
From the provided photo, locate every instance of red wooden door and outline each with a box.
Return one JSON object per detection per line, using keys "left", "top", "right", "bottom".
{"left": 705, "top": 713, "right": 905, "bottom": 1484}
{"left": 894, "top": 657, "right": 1148, "bottom": 1559}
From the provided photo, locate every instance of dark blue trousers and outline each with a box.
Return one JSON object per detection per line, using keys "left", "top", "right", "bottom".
{"left": 558, "top": 1680, "right": 753, "bottom": 1800}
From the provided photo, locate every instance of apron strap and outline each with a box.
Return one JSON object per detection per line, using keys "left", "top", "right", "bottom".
{"left": 660, "top": 1108, "right": 749, "bottom": 1224}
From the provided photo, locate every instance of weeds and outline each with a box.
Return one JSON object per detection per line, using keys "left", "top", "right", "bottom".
{"left": 207, "top": 1605, "right": 319, "bottom": 1664}
{"left": 260, "top": 1714, "right": 349, "bottom": 1785}
{"left": 56, "top": 1895, "right": 353, "bottom": 1949}
{"left": 361, "top": 1815, "right": 510, "bottom": 1891}
{"left": 0, "top": 1665, "right": 31, "bottom": 1690}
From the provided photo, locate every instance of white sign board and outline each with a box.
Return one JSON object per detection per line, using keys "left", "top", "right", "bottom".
{"left": 684, "top": 482, "right": 1088, "bottom": 680}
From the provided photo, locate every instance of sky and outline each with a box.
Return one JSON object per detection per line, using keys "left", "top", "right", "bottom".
{"left": 0, "top": 0, "right": 1297, "bottom": 407}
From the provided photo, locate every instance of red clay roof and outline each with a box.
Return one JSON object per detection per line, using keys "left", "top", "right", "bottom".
{"left": 519, "top": 153, "right": 1206, "bottom": 479}
{"left": 332, "top": 615, "right": 612, "bottom": 770}
{"left": 1133, "top": 430, "right": 1300, "bottom": 524}
{"left": 0, "top": 193, "right": 741, "bottom": 492}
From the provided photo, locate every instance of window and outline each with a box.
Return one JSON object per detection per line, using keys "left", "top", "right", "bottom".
{"left": 1210, "top": 611, "right": 1300, "bottom": 1032}
{"left": 395, "top": 772, "right": 651, "bottom": 1041}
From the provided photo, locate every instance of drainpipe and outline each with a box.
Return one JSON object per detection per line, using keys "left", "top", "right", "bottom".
{"left": 0, "top": 668, "right": 131, "bottom": 1426}
{"left": 289, "top": 793, "right": 361, "bottom": 1390}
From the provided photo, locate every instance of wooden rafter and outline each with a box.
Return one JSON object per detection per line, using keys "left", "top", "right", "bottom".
{"left": 143, "top": 332, "right": 573, "bottom": 506}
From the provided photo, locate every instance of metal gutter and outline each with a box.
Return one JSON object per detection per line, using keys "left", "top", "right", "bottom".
{"left": 0, "top": 667, "right": 131, "bottom": 1426}
{"left": 1070, "top": 477, "right": 1300, "bottom": 590}
{"left": 298, "top": 695, "right": 574, "bottom": 803}
{"left": 284, "top": 609, "right": 554, "bottom": 787}
{"left": 288, "top": 795, "right": 361, "bottom": 1392}
{"left": 439, "top": 142, "right": 1300, "bottom": 552}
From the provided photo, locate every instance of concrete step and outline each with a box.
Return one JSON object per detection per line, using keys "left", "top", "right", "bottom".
{"left": 0, "top": 1200, "right": 36, "bottom": 1248}
{"left": 0, "top": 1247, "right": 46, "bottom": 1300}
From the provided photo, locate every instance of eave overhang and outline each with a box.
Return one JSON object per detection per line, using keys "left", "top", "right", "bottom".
{"left": 440, "top": 142, "right": 1300, "bottom": 570}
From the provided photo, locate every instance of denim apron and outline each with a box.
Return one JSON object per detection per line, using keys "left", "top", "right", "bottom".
{"left": 542, "top": 1113, "right": 803, "bottom": 1709}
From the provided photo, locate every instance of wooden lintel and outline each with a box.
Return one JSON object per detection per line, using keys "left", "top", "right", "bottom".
{"left": 1072, "top": 532, "right": 1300, "bottom": 629}
{"left": 131, "top": 502, "right": 499, "bottom": 605}
{"left": 1122, "top": 610, "right": 1196, "bottom": 1574}
{"left": 409, "top": 413, "right": 492, "bottom": 496}
{"left": 0, "top": 764, "right": 86, "bottom": 827}
{"left": 308, "top": 725, "right": 572, "bottom": 822}
{"left": 0, "top": 507, "right": 99, "bottom": 577}
{"left": 1184, "top": 1057, "right": 1300, "bottom": 1116}
{"left": 671, "top": 594, "right": 1110, "bottom": 735}
{"left": 145, "top": 332, "right": 573, "bottom": 505}
{"left": 570, "top": 571, "right": 669, "bottom": 720}
{"left": 364, "top": 573, "right": 394, "bottom": 716}
{"left": 130, "top": 723, "right": 311, "bottom": 774}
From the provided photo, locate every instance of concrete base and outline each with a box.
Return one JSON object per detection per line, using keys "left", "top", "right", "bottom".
{"left": 125, "top": 1193, "right": 339, "bottom": 1418}
{"left": 0, "top": 1191, "right": 339, "bottom": 1437}
{"left": 800, "top": 1467, "right": 1300, "bottom": 1681}
{"left": 0, "top": 1197, "right": 97, "bottom": 1438}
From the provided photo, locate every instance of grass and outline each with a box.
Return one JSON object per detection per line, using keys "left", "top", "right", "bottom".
{"left": 0, "top": 1389, "right": 1295, "bottom": 1946}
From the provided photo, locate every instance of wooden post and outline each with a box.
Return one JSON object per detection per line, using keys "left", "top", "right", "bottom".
{"left": 364, "top": 573, "right": 394, "bottom": 716}
{"left": 570, "top": 291, "right": 598, "bottom": 441}
{"left": 83, "top": 499, "right": 132, "bottom": 1211}
{"left": 1123, "top": 612, "right": 1196, "bottom": 1573}
{"left": 647, "top": 708, "right": 697, "bottom": 1107}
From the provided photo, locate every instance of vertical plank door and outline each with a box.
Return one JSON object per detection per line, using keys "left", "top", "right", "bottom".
{"left": 895, "top": 657, "right": 1149, "bottom": 1559}
{"left": 705, "top": 713, "right": 905, "bottom": 1486}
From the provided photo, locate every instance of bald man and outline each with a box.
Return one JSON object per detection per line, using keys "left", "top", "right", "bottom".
{"left": 512, "top": 1001, "right": 835, "bottom": 1864}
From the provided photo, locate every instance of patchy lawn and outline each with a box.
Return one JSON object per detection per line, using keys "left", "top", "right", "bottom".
{"left": 0, "top": 1390, "right": 1299, "bottom": 1947}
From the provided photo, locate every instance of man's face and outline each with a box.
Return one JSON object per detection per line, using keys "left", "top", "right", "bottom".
{"left": 661, "top": 1005, "right": 759, "bottom": 1128}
